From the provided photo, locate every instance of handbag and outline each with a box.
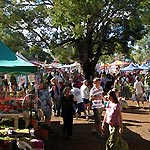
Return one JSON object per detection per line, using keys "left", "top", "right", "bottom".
{"left": 131, "top": 93, "right": 136, "bottom": 101}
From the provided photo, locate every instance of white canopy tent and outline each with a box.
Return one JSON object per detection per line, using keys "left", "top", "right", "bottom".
{"left": 139, "top": 63, "right": 149, "bottom": 70}
{"left": 121, "top": 63, "right": 140, "bottom": 71}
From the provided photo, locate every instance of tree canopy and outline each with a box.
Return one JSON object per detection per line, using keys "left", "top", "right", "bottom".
{"left": 0, "top": 0, "right": 148, "bottom": 78}
{"left": 49, "top": 0, "right": 146, "bottom": 78}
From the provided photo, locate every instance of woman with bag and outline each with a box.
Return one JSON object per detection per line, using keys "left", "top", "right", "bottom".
{"left": 102, "top": 90, "right": 128, "bottom": 150}
{"left": 39, "top": 82, "right": 52, "bottom": 128}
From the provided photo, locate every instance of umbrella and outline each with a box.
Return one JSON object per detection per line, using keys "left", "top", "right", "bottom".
{"left": 110, "top": 60, "right": 130, "bottom": 66}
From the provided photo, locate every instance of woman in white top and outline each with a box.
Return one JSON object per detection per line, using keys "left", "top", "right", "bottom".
{"left": 71, "top": 83, "right": 85, "bottom": 119}
{"left": 134, "top": 76, "right": 144, "bottom": 108}
{"left": 80, "top": 80, "right": 91, "bottom": 118}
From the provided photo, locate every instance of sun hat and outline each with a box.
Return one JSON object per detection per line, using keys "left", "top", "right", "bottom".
{"left": 93, "top": 77, "right": 101, "bottom": 83}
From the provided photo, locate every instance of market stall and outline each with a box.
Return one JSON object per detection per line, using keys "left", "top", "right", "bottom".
{"left": 0, "top": 41, "right": 46, "bottom": 149}
{"left": 0, "top": 41, "right": 37, "bottom": 73}
{"left": 0, "top": 41, "right": 38, "bottom": 122}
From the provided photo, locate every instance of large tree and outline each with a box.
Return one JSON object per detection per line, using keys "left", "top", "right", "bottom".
{"left": 130, "top": 0, "right": 150, "bottom": 64}
{"left": 50, "top": 0, "right": 146, "bottom": 78}
{"left": 0, "top": 0, "right": 54, "bottom": 62}
{"left": 0, "top": 0, "right": 146, "bottom": 78}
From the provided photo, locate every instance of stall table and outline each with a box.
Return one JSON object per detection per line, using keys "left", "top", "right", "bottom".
{"left": 0, "top": 113, "right": 24, "bottom": 129}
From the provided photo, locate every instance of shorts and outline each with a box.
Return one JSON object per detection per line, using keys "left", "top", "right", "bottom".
{"left": 83, "top": 98, "right": 90, "bottom": 104}
{"left": 77, "top": 102, "right": 85, "bottom": 114}
{"left": 93, "top": 107, "right": 104, "bottom": 124}
{"left": 73, "top": 101, "right": 78, "bottom": 112}
{"left": 136, "top": 93, "right": 144, "bottom": 101}
{"left": 42, "top": 106, "right": 52, "bottom": 119}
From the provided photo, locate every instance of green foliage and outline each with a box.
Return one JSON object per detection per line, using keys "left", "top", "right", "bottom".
{"left": 0, "top": 0, "right": 148, "bottom": 78}
{"left": 52, "top": 46, "right": 74, "bottom": 64}
{"left": 139, "top": 0, "right": 150, "bottom": 25}
{"left": 24, "top": 45, "right": 53, "bottom": 63}
{"left": 50, "top": 0, "right": 104, "bottom": 38}
{"left": 49, "top": 0, "right": 146, "bottom": 78}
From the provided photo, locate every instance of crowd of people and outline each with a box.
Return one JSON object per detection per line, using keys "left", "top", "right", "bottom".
{"left": 35, "top": 68, "right": 149, "bottom": 149}
{"left": 0, "top": 67, "right": 150, "bottom": 149}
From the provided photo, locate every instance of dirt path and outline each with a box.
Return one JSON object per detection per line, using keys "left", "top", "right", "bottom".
{"left": 46, "top": 100, "right": 150, "bottom": 150}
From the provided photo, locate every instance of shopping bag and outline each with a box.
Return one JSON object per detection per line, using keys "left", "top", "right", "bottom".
{"left": 131, "top": 94, "right": 136, "bottom": 101}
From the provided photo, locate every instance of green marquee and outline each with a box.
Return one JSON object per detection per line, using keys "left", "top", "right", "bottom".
{"left": 0, "top": 41, "right": 37, "bottom": 73}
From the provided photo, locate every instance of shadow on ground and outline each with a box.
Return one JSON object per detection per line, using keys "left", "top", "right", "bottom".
{"left": 45, "top": 120, "right": 150, "bottom": 150}
{"left": 122, "top": 106, "right": 150, "bottom": 115}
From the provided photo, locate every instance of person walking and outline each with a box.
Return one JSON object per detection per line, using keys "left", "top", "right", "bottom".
{"left": 39, "top": 82, "right": 52, "bottom": 128}
{"left": 113, "top": 77, "right": 121, "bottom": 98}
{"left": 60, "top": 87, "right": 75, "bottom": 139}
{"left": 39, "top": 83, "right": 52, "bottom": 128}
{"left": 102, "top": 90, "right": 128, "bottom": 150}
{"left": 134, "top": 76, "right": 145, "bottom": 108}
{"left": 50, "top": 78, "right": 60, "bottom": 116}
{"left": 80, "top": 80, "right": 91, "bottom": 119}
{"left": 90, "top": 77, "right": 105, "bottom": 138}
{"left": 71, "top": 83, "right": 85, "bottom": 119}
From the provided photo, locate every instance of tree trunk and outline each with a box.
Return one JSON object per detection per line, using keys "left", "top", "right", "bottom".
{"left": 82, "top": 61, "right": 95, "bottom": 79}
{"left": 76, "top": 39, "right": 100, "bottom": 79}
